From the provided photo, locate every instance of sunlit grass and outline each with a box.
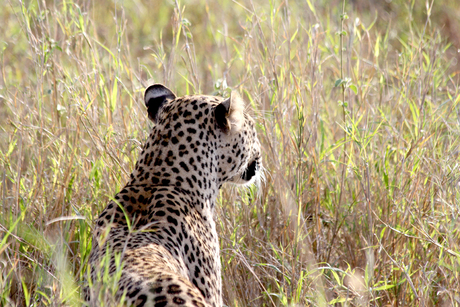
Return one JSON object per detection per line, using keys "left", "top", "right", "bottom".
{"left": 1, "top": 0, "right": 459, "bottom": 306}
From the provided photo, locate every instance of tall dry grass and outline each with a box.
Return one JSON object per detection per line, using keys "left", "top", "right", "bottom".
{"left": 1, "top": 0, "right": 459, "bottom": 306}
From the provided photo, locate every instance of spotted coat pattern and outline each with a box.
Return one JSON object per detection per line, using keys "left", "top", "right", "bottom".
{"left": 84, "top": 84, "right": 262, "bottom": 307}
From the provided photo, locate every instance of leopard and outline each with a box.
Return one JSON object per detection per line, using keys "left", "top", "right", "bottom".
{"left": 84, "top": 84, "right": 262, "bottom": 307}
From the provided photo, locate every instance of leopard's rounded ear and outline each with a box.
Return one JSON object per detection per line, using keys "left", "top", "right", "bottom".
{"left": 215, "top": 91, "right": 244, "bottom": 134}
{"left": 144, "top": 84, "right": 176, "bottom": 122}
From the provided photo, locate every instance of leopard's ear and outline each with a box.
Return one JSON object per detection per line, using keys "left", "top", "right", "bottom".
{"left": 144, "top": 84, "right": 176, "bottom": 123}
{"left": 215, "top": 91, "right": 245, "bottom": 134}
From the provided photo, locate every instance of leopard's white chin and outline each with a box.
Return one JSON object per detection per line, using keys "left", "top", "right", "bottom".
{"left": 231, "top": 158, "right": 263, "bottom": 187}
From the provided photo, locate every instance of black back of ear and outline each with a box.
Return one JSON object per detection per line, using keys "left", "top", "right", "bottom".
{"left": 215, "top": 97, "right": 231, "bottom": 133}
{"left": 144, "top": 84, "right": 176, "bottom": 123}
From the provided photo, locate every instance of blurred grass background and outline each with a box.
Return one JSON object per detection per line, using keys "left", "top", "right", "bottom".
{"left": 1, "top": 0, "right": 460, "bottom": 305}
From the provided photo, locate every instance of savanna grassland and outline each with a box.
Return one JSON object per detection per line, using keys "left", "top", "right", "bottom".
{"left": 1, "top": 0, "right": 460, "bottom": 306}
